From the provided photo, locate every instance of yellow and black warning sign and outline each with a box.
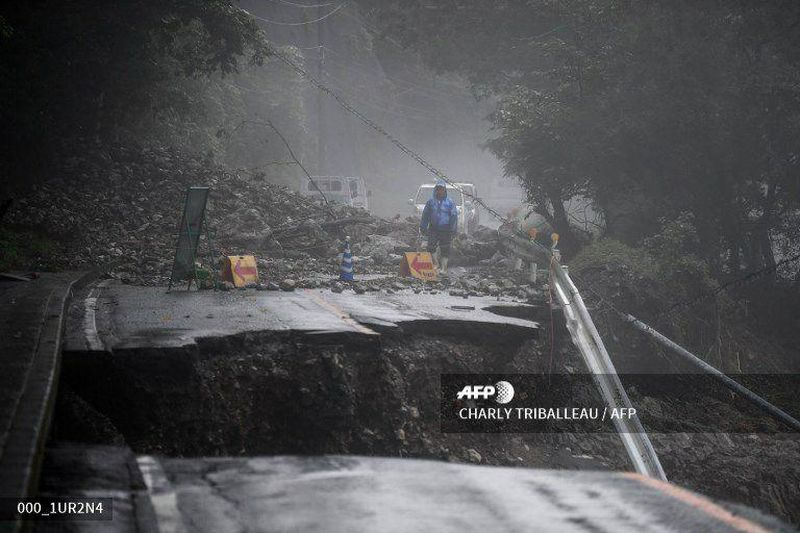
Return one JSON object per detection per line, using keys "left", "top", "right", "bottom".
{"left": 399, "top": 252, "right": 438, "bottom": 281}
{"left": 220, "top": 255, "right": 259, "bottom": 287}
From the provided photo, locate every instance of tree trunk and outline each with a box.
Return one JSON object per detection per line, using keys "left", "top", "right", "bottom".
{"left": 545, "top": 186, "right": 579, "bottom": 257}
{"left": 756, "top": 180, "right": 778, "bottom": 277}
{"left": 0, "top": 198, "right": 12, "bottom": 225}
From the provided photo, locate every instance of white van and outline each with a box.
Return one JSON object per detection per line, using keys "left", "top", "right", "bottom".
{"left": 409, "top": 183, "right": 470, "bottom": 234}
{"left": 302, "top": 176, "right": 371, "bottom": 212}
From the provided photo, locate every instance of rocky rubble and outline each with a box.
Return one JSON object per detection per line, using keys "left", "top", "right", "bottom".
{"left": 6, "top": 143, "right": 544, "bottom": 299}
{"left": 6, "top": 143, "right": 337, "bottom": 284}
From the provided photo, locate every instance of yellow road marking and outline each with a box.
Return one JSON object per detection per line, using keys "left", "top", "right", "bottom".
{"left": 304, "top": 290, "right": 377, "bottom": 336}
{"left": 623, "top": 473, "right": 769, "bottom": 533}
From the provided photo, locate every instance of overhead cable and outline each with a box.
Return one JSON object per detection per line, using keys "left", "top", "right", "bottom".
{"left": 247, "top": 2, "right": 346, "bottom": 26}
{"left": 652, "top": 252, "right": 800, "bottom": 323}
{"left": 267, "top": 0, "right": 336, "bottom": 8}
{"left": 264, "top": 41, "right": 511, "bottom": 225}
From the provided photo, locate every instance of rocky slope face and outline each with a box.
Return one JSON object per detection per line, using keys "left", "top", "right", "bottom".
{"left": 5, "top": 143, "right": 532, "bottom": 294}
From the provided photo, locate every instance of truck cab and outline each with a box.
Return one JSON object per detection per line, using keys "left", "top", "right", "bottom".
{"left": 454, "top": 182, "right": 480, "bottom": 232}
{"left": 409, "top": 183, "right": 470, "bottom": 235}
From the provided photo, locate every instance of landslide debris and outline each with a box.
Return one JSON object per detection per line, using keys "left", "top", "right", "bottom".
{"left": 5, "top": 143, "right": 542, "bottom": 297}
{"left": 5, "top": 143, "right": 354, "bottom": 284}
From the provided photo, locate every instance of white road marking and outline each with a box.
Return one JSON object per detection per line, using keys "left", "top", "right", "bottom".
{"left": 83, "top": 280, "right": 109, "bottom": 351}
{"left": 137, "top": 455, "right": 187, "bottom": 533}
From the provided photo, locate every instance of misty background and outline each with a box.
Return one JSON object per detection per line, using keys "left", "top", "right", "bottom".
{"left": 225, "top": 1, "right": 510, "bottom": 217}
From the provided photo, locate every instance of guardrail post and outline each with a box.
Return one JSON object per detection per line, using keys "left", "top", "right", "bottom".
{"left": 498, "top": 227, "right": 667, "bottom": 480}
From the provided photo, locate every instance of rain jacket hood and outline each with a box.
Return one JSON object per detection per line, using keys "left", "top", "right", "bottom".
{"left": 433, "top": 179, "right": 448, "bottom": 198}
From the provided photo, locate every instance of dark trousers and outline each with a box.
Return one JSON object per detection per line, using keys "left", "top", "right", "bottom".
{"left": 427, "top": 227, "right": 452, "bottom": 258}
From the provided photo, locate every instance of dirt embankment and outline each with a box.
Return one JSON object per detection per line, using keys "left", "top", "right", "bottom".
{"left": 53, "top": 314, "right": 800, "bottom": 525}
{"left": 54, "top": 325, "right": 622, "bottom": 464}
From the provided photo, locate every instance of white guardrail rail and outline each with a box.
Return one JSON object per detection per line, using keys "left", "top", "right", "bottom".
{"left": 499, "top": 228, "right": 667, "bottom": 481}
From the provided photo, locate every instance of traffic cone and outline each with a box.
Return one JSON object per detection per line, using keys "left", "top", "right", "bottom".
{"left": 339, "top": 236, "right": 354, "bottom": 281}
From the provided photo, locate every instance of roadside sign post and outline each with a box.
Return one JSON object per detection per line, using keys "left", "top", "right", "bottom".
{"left": 168, "top": 186, "right": 215, "bottom": 292}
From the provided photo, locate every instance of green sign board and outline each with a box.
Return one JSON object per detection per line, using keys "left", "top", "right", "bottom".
{"left": 168, "top": 187, "right": 210, "bottom": 290}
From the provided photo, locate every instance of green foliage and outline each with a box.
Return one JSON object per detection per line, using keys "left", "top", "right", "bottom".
{"left": 570, "top": 238, "right": 660, "bottom": 315}
{"left": 573, "top": 214, "right": 722, "bottom": 317}
{"left": 0, "top": 226, "right": 59, "bottom": 272}
{"left": 642, "top": 213, "right": 716, "bottom": 290}
{"left": 363, "top": 0, "right": 800, "bottom": 277}
{"left": 570, "top": 214, "right": 761, "bottom": 367}
{"left": 0, "top": 1, "right": 269, "bottom": 190}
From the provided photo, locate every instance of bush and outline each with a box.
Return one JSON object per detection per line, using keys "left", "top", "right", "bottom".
{"left": 569, "top": 215, "right": 754, "bottom": 371}
{"left": 0, "top": 225, "right": 59, "bottom": 272}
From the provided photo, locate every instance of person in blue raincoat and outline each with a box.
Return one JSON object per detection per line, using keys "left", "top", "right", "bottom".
{"left": 419, "top": 179, "right": 458, "bottom": 274}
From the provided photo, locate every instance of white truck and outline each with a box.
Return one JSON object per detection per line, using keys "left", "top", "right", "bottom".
{"left": 409, "top": 182, "right": 479, "bottom": 235}
{"left": 301, "top": 176, "right": 371, "bottom": 212}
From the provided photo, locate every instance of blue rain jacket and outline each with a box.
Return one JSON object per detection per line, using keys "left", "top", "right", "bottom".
{"left": 420, "top": 185, "right": 458, "bottom": 234}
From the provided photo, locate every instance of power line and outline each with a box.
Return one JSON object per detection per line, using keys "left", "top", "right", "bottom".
{"left": 264, "top": 119, "right": 337, "bottom": 219}
{"left": 560, "top": 246, "right": 800, "bottom": 339}
{"left": 270, "top": 4, "right": 478, "bottom": 102}
{"left": 318, "top": 66, "right": 477, "bottom": 129}
{"left": 335, "top": 7, "right": 477, "bottom": 99}
{"left": 315, "top": 45, "right": 474, "bottom": 103}
{"left": 337, "top": 9, "right": 406, "bottom": 50}
{"left": 249, "top": 4, "right": 546, "bottom": 228}
{"left": 246, "top": 2, "right": 346, "bottom": 26}
{"left": 252, "top": 9, "right": 800, "bottom": 423}
{"left": 259, "top": 13, "right": 796, "bottom": 385}
{"left": 276, "top": 39, "right": 474, "bottom": 104}
{"left": 275, "top": 43, "right": 482, "bottom": 124}
{"left": 226, "top": 66, "right": 465, "bottom": 128}
{"left": 652, "top": 251, "right": 800, "bottom": 323}
{"left": 265, "top": 41, "right": 511, "bottom": 225}
{"left": 228, "top": 65, "right": 473, "bottom": 132}
{"left": 232, "top": 161, "right": 299, "bottom": 172}
{"left": 231, "top": 118, "right": 337, "bottom": 219}
{"left": 266, "top": 0, "right": 336, "bottom": 8}
{"left": 268, "top": 34, "right": 792, "bottom": 332}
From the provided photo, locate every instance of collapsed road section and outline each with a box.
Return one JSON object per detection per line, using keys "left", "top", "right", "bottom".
{"left": 39, "top": 277, "right": 800, "bottom": 530}
{"left": 56, "top": 279, "right": 572, "bottom": 462}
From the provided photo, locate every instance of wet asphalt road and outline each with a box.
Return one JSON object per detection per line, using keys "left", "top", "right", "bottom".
{"left": 65, "top": 281, "right": 540, "bottom": 352}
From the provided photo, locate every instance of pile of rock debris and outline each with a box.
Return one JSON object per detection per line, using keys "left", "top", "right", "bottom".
{"left": 5, "top": 143, "right": 543, "bottom": 300}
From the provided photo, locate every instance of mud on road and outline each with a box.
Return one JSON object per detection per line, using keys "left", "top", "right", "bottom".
{"left": 52, "top": 314, "right": 800, "bottom": 526}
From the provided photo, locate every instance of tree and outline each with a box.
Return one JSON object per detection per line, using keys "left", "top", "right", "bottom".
{"left": 0, "top": 1, "right": 268, "bottom": 191}
{"left": 361, "top": 0, "right": 800, "bottom": 274}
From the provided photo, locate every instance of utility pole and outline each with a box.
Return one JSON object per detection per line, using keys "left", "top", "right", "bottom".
{"left": 316, "top": 6, "right": 327, "bottom": 172}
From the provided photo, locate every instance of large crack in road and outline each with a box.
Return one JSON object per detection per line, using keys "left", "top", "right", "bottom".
{"left": 42, "top": 280, "right": 800, "bottom": 528}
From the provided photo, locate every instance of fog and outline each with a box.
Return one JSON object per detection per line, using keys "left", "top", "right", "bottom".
{"left": 235, "top": 0, "right": 518, "bottom": 218}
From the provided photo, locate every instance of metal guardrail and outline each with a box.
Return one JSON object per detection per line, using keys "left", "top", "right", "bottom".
{"left": 498, "top": 228, "right": 667, "bottom": 481}
{"left": 624, "top": 313, "right": 800, "bottom": 432}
